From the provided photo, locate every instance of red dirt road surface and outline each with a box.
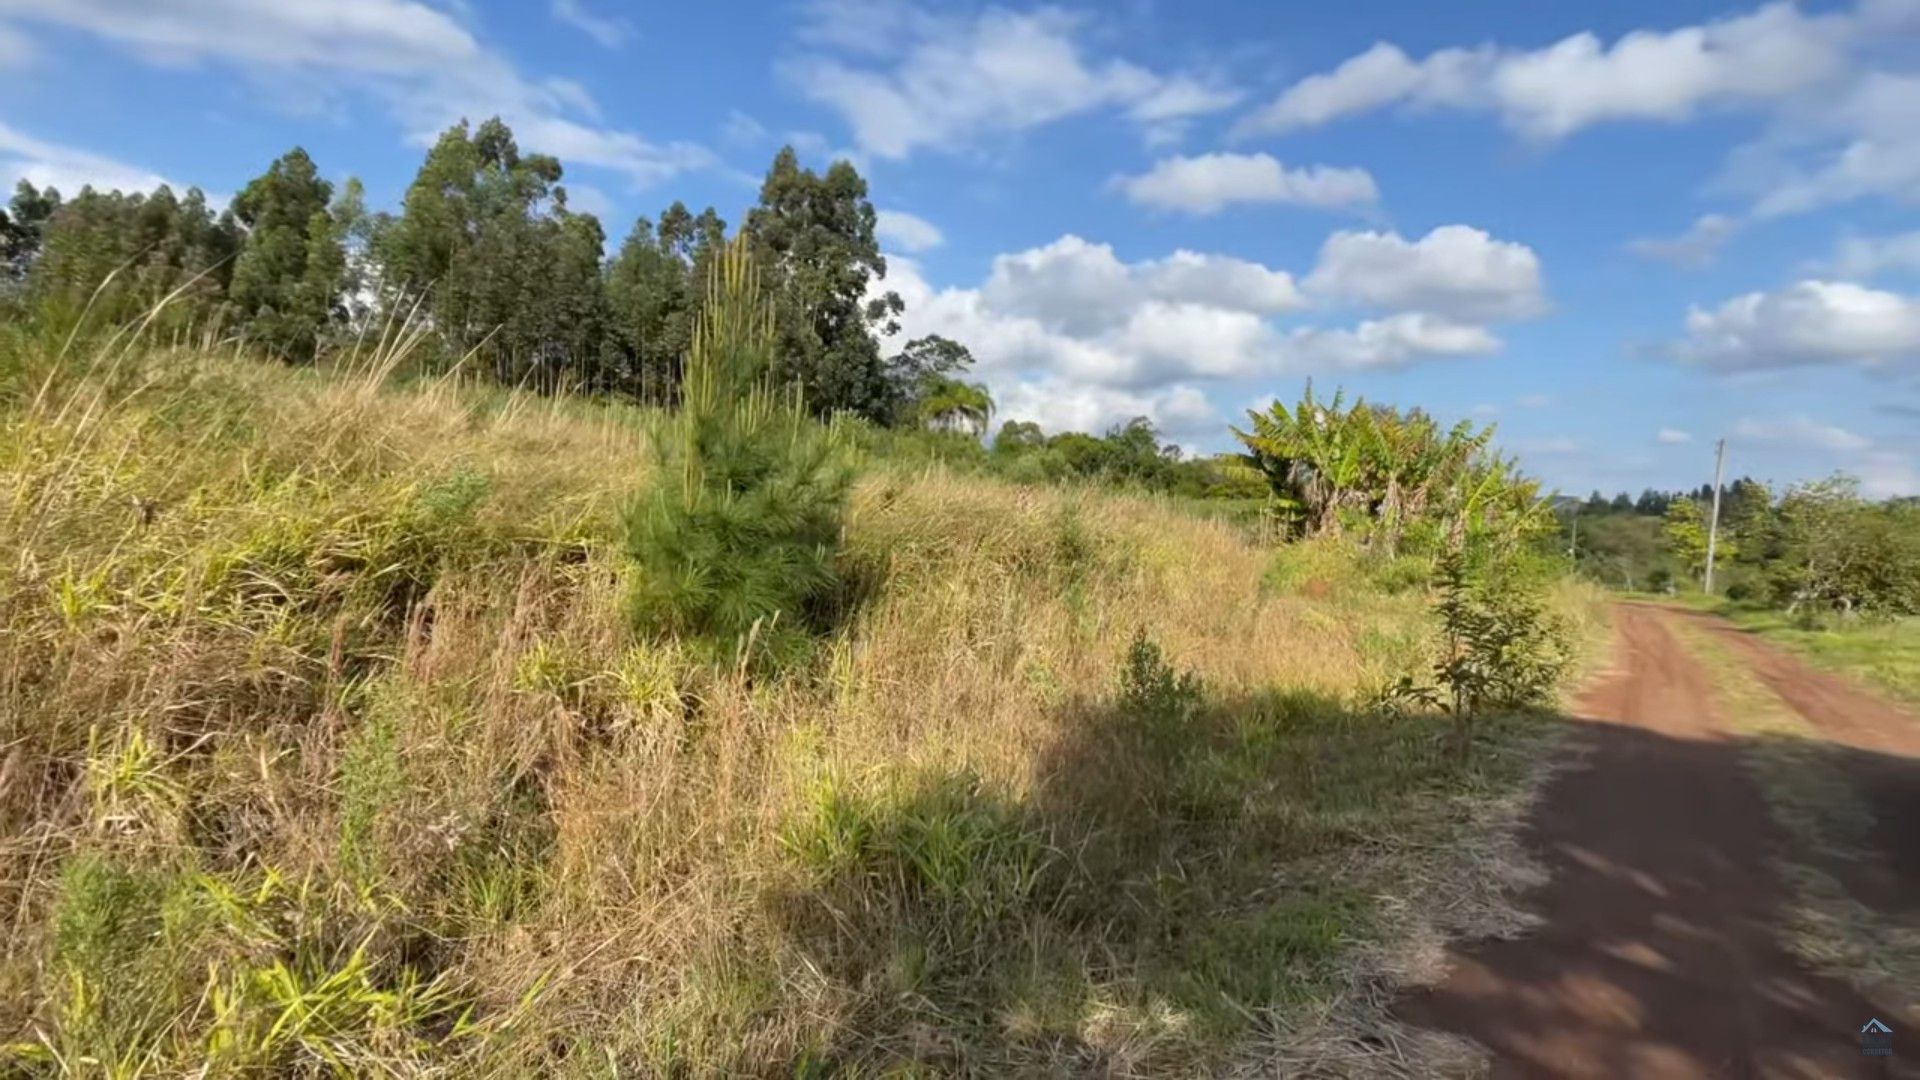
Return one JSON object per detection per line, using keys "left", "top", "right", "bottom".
{"left": 1397, "top": 602, "right": 1919, "bottom": 1078}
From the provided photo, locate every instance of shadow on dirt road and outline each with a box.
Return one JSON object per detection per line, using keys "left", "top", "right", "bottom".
{"left": 1396, "top": 602, "right": 1919, "bottom": 1078}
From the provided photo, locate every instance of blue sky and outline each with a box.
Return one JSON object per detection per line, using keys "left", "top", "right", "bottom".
{"left": 2, "top": 0, "right": 1918, "bottom": 498}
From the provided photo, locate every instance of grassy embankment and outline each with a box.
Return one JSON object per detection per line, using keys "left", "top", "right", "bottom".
{"left": 0, "top": 332, "right": 1604, "bottom": 1075}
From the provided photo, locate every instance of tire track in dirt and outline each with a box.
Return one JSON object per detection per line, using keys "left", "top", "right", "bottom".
{"left": 1670, "top": 607, "right": 1920, "bottom": 904}
{"left": 1395, "top": 602, "right": 1913, "bottom": 1078}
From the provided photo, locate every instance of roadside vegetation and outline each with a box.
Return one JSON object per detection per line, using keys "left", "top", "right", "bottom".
{"left": 1563, "top": 473, "right": 1920, "bottom": 706}
{"left": 0, "top": 117, "right": 1604, "bottom": 1075}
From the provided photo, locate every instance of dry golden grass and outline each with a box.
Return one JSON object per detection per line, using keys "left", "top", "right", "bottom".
{"left": 0, "top": 334, "right": 1605, "bottom": 1076}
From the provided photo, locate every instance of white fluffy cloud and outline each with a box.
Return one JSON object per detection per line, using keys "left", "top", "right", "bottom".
{"left": 0, "top": 121, "right": 186, "bottom": 198}
{"left": 996, "top": 379, "right": 1221, "bottom": 439}
{"left": 1236, "top": 3, "right": 1848, "bottom": 140}
{"left": 784, "top": 3, "right": 1237, "bottom": 159}
{"left": 875, "top": 209, "right": 944, "bottom": 253}
{"left": 1676, "top": 280, "right": 1920, "bottom": 371}
{"left": 1233, "top": 0, "right": 1920, "bottom": 216}
{"left": 550, "top": 0, "right": 634, "bottom": 49}
{"left": 1279, "top": 314, "right": 1500, "bottom": 371}
{"left": 1112, "top": 152, "right": 1378, "bottom": 214}
{"left": 0, "top": 0, "right": 712, "bottom": 187}
{"left": 977, "top": 236, "right": 1303, "bottom": 339}
{"left": 1657, "top": 427, "right": 1695, "bottom": 444}
{"left": 877, "top": 224, "right": 1540, "bottom": 433}
{"left": 895, "top": 237, "right": 1303, "bottom": 387}
{"left": 1304, "top": 225, "right": 1547, "bottom": 321}
{"left": 1627, "top": 214, "right": 1742, "bottom": 269}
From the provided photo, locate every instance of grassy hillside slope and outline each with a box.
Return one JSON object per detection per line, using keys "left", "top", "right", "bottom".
{"left": 0, "top": 341, "right": 1603, "bottom": 1076}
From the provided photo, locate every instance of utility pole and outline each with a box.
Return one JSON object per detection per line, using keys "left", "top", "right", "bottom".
{"left": 1704, "top": 438, "right": 1727, "bottom": 594}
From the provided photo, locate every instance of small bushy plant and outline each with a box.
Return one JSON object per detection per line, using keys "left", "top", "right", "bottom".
{"left": 1382, "top": 548, "right": 1571, "bottom": 728}
{"left": 623, "top": 239, "right": 852, "bottom": 667}
{"left": 1121, "top": 627, "right": 1204, "bottom": 724}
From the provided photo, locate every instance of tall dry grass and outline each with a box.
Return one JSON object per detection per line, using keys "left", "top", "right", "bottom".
{"left": 0, "top": 325, "right": 1606, "bottom": 1076}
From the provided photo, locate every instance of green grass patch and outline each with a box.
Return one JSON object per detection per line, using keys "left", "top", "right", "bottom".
{"left": 1719, "top": 607, "right": 1920, "bottom": 708}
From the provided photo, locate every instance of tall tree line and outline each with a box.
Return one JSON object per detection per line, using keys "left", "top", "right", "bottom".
{"left": 4, "top": 116, "right": 984, "bottom": 425}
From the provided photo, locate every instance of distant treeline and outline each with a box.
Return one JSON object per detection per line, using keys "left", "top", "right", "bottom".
{"left": 0, "top": 117, "right": 990, "bottom": 432}
{"left": 1563, "top": 477, "right": 1919, "bottom": 615}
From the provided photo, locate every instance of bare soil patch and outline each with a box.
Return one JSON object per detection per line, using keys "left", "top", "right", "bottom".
{"left": 1396, "top": 603, "right": 1915, "bottom": 1077}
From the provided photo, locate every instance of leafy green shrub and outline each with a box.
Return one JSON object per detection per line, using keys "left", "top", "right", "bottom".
{"left": 1121, "top": 627, "right": 1203, "bottom": 725}
{"left": 1382, "top": 549, "right": 1570, "bottom": 723}
{"left": 623, "top": 240, "right": 852, "bottom": 667}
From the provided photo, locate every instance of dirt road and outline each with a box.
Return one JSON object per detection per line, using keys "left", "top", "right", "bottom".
{"left": 1397, "top": 602, "right": 1919, "bottom": 1078}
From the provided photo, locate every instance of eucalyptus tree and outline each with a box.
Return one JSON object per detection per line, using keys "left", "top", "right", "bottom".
{"left": 744, "top": 147, "right": 902, "bottom": 419}
{"left": 2, "top": 181, "right": 60, "bottom": 286}
{"left": 229, "top": 148, "right": 344, "bottom": 361}
{"left": 605, "top": 202, "right": 726, "bottom": 401}
{"left": 29, "top": 183, "right": 238, "bottom": 324}
{"left": 381, "top": 117, "right": 607, "bottom": 385}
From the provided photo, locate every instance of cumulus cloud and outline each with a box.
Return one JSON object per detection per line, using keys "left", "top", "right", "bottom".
{"left": 996, "top": 379, "right": 1221, "bottom": 439}
{"left": 550, "top": 0, "right": 634, "bottom": 49}
{"left": 1732, "top": 415, "right": 1872, "bottom": 451}
{"left": 1112, "top": 152, "right": 1378, "bottom": 214}
{"left": 1675, "top": 280, "right": 1920, "bottom": 371}
{"left": 0, "top": 121, "right": 186, "bottom": 197}
{"left": 1279, "top": 314, "right": 1500, "bottom": 371}
{"left": 1235, "top": 3, "right": 1848, "bottom": 140}
{"left": 1233, "top": 0, "right": 1920, "bottom": 216}
{"left": 875, "top": 209, "right": 944, "bottom": 253}
{"left": 783, "top": 3, "right": 1238, "bottom": 159}
{"left": 1657, "top": 427, "right": 1694, "bottom": 444}
{"left": 1304, "top": 225, "right": 1547, "bottom": 322}
{"left": 0, "top": 0, "right": 713, "bottom": 187}
{"left": 977, "top": 236, "right": 1303, "bottom": 339}
{"left": 1627, "top": 213, "right": 1742, "bottom": 268}
{"left": 874, "top": 225, "right": 1539, "bottom": 433}
{"left": 1232, "top": 43, "right": 1489, "bottom": 137}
